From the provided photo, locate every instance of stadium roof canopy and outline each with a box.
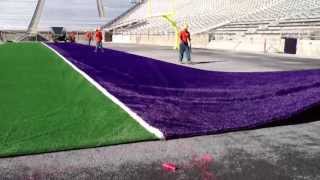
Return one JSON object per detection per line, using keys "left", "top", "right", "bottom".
{"left": 0, "top": 0, "right": 133, "bottom": 31}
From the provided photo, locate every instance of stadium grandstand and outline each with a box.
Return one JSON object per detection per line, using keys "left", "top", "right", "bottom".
{"left": 105, "top": 0, "right": 320, "bottom": 56}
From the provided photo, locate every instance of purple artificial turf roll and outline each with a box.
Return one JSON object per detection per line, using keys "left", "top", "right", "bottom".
{"left": 48, "top": 43, "right": 320, "bottom": 139}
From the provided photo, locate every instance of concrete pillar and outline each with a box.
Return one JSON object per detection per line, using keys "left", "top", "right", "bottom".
{"left": 96, "top": 0, "right": 106, "bottom": 18}
{"left": 27, "top": 0, "right": 46, "bottom": 34}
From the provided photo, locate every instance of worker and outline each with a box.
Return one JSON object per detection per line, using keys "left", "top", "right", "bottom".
{"left": 178, "top": 24, "right": 191, "bottom": 64}
{"left": 95, "top": 28, "right": 104, "bottom": 53}
{"left": 85, "top": 31, "right": 93, "bottom": 46}
{"left": 69, "top": 32, "right": 76, "bottom": 43}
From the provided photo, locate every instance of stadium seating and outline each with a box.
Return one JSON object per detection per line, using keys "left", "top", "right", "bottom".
{"left": 0, "top": 0, "right": 38, "bottom": 31}
{"left": 106, "top": 0, "right": 320, "bottom": 36}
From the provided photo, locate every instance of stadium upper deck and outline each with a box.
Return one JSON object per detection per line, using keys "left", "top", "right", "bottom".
{"left": 0, "top": 0, "right": 38, "bottom": 31}
{"left": 106, "top": 0, "right": 320, "bottom": 35}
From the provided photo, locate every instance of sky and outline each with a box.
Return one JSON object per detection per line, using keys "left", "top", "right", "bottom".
{"left": 39, "top": 0, "right": 134, "bottom": 30}
{"left": 0, "top": 0, "right": 134, "bottom": 30}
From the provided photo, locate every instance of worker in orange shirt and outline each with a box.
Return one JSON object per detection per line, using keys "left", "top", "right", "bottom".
{"left": 95, "top": 28, "right": 104, "bottom": 53}
{"left": 85, "top": 31, "right": 93, "bottom": 46}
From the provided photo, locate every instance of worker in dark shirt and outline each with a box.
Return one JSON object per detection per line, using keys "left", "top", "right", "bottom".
{"left": 0, "top": 31, "right": 3, "bottom": 42}
{"left": 85, "top": 31, "right": 93, "bottom": 46}
{"left": 179, "top": 25, "right": 191, "bottom": 63}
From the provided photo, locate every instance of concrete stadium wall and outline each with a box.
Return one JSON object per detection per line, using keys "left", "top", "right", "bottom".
{"left": 297, "top": 40, "right": 320, "bottom": 57}
{"left": 208, "top": 36, "right": 320, "bottom": 57}
{"left": 1, "top": 32, "right": 26, "bottom": 41}
{"left": 191, "top": 34, "right": 210, "bottom": 48}
{"left": 112, "top": 34, "right": 177, "bottom": 46}
{"left": 112, "top": 33, "right": 320, "bottom": 58}
{"left": 208, "top": 35, "right": 285, "bottom": 54}
{"left": 1, "top": 31, "right": 88, "bottom": 42}
{"left": 113, "top": 35, "right": 133, "bottom": 43}
{"left": 112, "top": 34, "right": 209, "bottom": 48}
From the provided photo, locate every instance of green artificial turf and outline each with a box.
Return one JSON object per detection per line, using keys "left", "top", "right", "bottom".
{"left": 0, "top": 42, "right": 156, "bottom": 157}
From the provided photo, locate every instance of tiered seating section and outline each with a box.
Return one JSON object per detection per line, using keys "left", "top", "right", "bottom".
{"left": 106, "top": 0, "right": 320, "bottom": 36}
{"left": 0, "top": 0, "right": 37, "bottom": 31}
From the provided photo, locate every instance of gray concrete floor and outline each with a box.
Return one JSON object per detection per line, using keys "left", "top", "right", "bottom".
{"left": 104, "top": 43, "right": 320, "bottom": 72}
{"left": 1, "top": 43, "right": 320, "bottom": 180}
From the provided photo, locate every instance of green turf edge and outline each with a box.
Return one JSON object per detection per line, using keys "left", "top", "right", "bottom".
{"left": 0, "top": 42, "right": 157, "bottom": 157}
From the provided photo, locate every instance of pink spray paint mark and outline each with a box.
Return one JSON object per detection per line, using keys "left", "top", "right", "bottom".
{"left": 189, "top": 154, "right": 217, "bottom": 180}
{"left": 161, "top": 154, "right": 217, "bottom": 179}
{"left": 162, "top": 162, "right": 177, "bottom": 172}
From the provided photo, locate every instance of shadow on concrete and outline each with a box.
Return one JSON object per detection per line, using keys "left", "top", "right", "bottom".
{"left": 190, "top": 60, "right": 225, "bottom": 65}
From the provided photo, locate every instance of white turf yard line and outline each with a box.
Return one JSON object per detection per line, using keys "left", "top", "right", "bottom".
{"left": 41, "top": 42, "right": 165, "bottom": 140}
